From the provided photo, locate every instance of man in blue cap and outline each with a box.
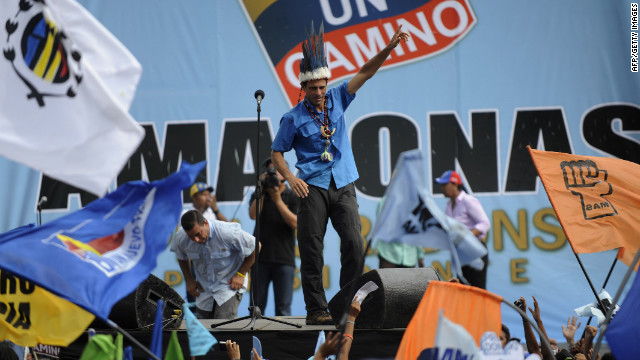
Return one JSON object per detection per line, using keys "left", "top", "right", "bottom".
{"left": 189, "top": 182, "right": 227, "bottom": 222}
{"left": 435, "top": 170, "right": 490, "bottom": 288}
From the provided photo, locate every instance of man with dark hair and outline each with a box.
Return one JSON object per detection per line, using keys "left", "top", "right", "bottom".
{"left": 270, "top": 22, "right": 410, "bottom": 325}
{"left": 249, "top": 158, "right": 299, "bottom": 316}
{"left": 171, "top": 210, "right": 258, "bottom": 319}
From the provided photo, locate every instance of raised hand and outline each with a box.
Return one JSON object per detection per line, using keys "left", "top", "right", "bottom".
{"left": 527, "top": 296, "right": 542, "bottom": 322}
{"left": 314, "top": 331, "right": 346, "bottom": 359}
{"left": 225, "top": 340, "right": 241, "bottom": 360}
{"left": 562, "top": 315, "right": 581, "bottom": 344}
{"left": 387, "top": 25, "right": 410, "bottom": 49}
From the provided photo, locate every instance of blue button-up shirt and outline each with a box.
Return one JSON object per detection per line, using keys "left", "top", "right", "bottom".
{"left": 271, "top": 80, "right": 358, "bottom": 189}
{"left": 171, "top": 219, "right": 255, "bottom": 310}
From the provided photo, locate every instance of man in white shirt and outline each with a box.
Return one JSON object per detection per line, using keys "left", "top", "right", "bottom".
{"left": 171, "top": 210, "right": 258, "bottom": 318}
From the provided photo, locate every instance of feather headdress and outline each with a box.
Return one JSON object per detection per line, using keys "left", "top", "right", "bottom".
{"left": 299, "top": 21, "right": 331, "bottom": 83}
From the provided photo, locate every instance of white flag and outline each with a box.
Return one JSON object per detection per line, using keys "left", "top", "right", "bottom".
{"left": 574, "top": 289, "right": 619, "bottom": 326}
{"left": 0, "top": 0, "right": 144, "bottom": 196}
{"left": 431, "top": 310, "right": 483, "bottom": 360}
{"left": 369, "top": 149, "right": 487, "bottom": 279}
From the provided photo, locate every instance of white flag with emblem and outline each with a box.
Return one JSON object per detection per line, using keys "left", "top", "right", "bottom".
{"left": 0, "top": 0, "right": 144, "bottom": 196}
{"left": 369, "top": 149, "right": 487, "bottom": 281}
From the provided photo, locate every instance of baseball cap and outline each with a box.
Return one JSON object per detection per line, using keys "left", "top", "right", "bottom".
{"left": 434, "top": 170, "right": 462, "bottom": 185}
{"left": 189, "top": 182, "right": 213, "bottom": 197}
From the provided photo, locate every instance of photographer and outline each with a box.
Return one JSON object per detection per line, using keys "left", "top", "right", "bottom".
{"left": 249, "top": 158, "right": 299, "bottom": 316}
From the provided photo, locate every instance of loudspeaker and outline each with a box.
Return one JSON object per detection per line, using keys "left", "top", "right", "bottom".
{"left": 328, "top": 267, "right": 441, "bottom": 329}
{"left": 92, "top": 274, "right": 184, "bottom": 330}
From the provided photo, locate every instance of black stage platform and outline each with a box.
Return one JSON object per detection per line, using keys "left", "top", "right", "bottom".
{"left": 60, "top": 317, "right": 405, "bottom": 359}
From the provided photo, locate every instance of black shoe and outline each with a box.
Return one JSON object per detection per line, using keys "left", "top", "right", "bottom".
{"left": 305, "top": 310, "right": 334, "bottom": 325}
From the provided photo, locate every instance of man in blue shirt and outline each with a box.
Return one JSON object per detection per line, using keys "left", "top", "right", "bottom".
{"left": 271, "top": 24, "right": 410, "bottom": 325}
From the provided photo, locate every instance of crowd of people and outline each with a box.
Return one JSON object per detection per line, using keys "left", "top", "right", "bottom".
{"left": 497, "top": 297, "right": 615, "bottom": 360}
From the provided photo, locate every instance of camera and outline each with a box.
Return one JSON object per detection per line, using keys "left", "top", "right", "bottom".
{"left": 261, "top": 167, "right": 280, "bottom": 189}
{"left": 514, "top": 299, "right": 523, "bottom": 307}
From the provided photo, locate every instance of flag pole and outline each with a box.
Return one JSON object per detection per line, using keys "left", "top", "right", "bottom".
{"left": 601, "top": 257, "right": 619, "bottom": 290}
{"left": 591, "top": 248, "right": 640, "bottom": 360}
{"left": 107, "top": 320, "right": 160, "bottom": 360}
{"left": 586, "top": 255, "right": 618, "bottom": 326}
{"left": 572, "top": 252, "right": 609, "bottom": 316}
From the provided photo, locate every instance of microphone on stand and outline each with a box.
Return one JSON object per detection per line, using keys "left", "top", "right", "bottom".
{"left": 254, "top": 89, "right": 265, "bottom": 105}
{"left": 37, "top": 196, "right": 48, "bottom": 226}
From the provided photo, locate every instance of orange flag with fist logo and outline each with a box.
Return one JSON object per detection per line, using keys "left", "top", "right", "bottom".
{"left": 528, "top": 147, "right": 640, "bottom": 267}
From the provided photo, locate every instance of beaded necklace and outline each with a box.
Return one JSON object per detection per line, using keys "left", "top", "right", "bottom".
{"left": 303, "top": 96, "right": 335, "bottom": 162}
{"left": 303, "top": 97, "right": 335, "bottom": 139}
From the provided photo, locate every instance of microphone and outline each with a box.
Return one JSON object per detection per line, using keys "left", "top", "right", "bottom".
{"left": 37, "top": 196, "right": 48, "bottom": 210}
{"left": 254, "top": 89, "right": 265, "bottom": 105}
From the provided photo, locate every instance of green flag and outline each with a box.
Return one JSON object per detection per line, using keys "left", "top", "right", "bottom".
{"left": 80, "top": 334, "right": 116, "bottom": 360}
{"left": 165, "top": 331, "right": 185, "bottom": 360}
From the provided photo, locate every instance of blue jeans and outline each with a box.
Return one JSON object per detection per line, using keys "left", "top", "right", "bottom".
{"left": 255, "top": 262, "right": 295, "bottom": 316}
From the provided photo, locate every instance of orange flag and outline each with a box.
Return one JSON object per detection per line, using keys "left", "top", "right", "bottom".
{"left": 528, "top": 147, "right": 640, "bottom": 267}
{"left": 395, "top": 281, "right": 502, "bottom": 360}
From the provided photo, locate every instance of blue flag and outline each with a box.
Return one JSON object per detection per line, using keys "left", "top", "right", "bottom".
{"left": 150, "top": 299, "right": 164, "bottom": 360}
{"left": 605, "top": 264, "right": 640, "bottom": 360}
{"left": 182, "top": 303, "right": 217, "bottom": 356}
{"left": 369, "top": 150, "right": 486, "bottom": 281}
{"left": 123, "top": 346, "right": 133, "bottom": 360}
{"left": 0, "top": 161, "right": 205, "bottom": 320}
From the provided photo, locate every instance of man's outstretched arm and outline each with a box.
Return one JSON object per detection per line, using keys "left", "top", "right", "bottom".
{"left": 347, "top": 25, "right": 409, "bottom": 95}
